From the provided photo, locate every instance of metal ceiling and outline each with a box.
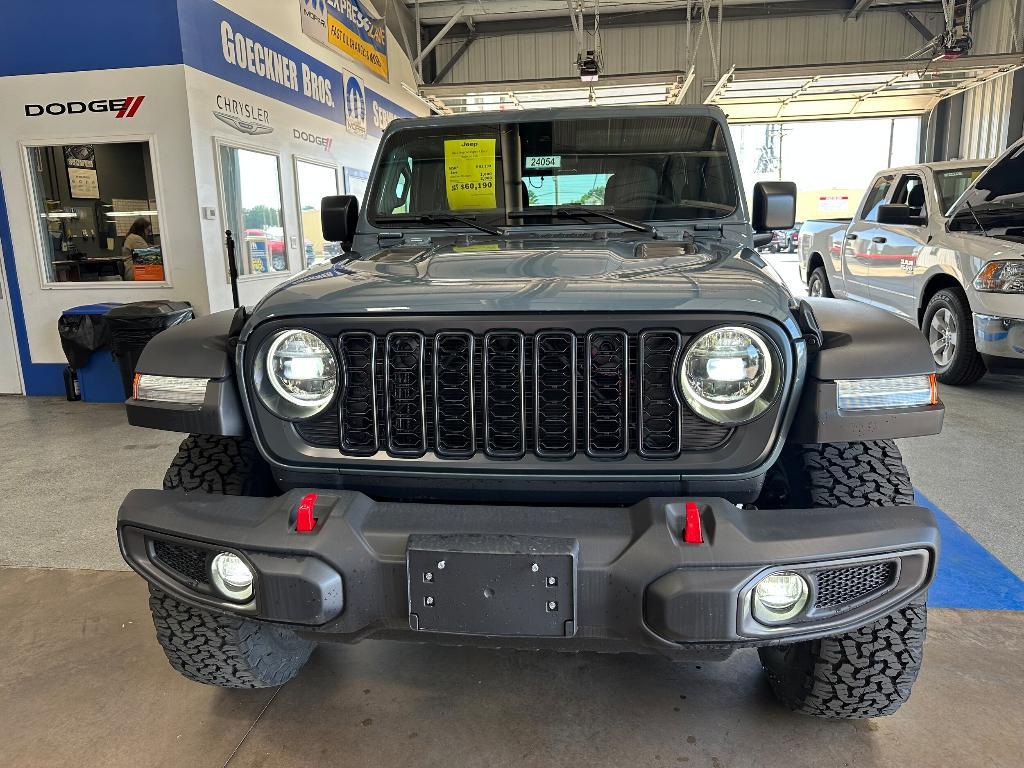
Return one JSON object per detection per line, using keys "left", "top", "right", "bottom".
{"left": 705, "top": 53, "right": 1024, "bottom": 122}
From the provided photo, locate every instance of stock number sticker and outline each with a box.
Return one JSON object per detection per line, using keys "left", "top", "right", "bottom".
{"left": 444, "top": 138, "right": 497, "bottom": 210}
{"left": 525, "top": 155, "right": 561, "bottom": 169}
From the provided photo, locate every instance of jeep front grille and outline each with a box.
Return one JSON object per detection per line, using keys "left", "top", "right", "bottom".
{"left": 298, "top": 327, "right": 732, "bottom": 461}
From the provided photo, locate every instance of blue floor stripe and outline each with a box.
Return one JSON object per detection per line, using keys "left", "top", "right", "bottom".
{"left": 916, "top": 490, "right": 1024, "bottom": 611}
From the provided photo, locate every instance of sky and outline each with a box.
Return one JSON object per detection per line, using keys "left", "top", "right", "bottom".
{"left": 731, "top": 116, "right": 921, "bottom": 193}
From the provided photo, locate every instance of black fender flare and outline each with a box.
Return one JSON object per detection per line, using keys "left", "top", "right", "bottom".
{"left": 789, "top": 299, "right": 943, "bottom": 443}
{"left": 125, "top": 309, "right": 248, "bottom": 436}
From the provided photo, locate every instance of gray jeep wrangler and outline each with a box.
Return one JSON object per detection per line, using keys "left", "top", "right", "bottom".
{"left": 118, "top": 106, "right": 943, "bottom": 719}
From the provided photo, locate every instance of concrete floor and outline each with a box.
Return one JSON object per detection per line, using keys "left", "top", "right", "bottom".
{"left": 2, "top": 567, "right": 1022, "bottom": 768}
{"left": 1, "top": 347, "right": 1023, "bottom": 767}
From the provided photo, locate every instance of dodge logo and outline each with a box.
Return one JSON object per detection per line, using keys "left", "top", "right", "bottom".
{"left": 24, "top": 96, "right": 146, "bottom": 118}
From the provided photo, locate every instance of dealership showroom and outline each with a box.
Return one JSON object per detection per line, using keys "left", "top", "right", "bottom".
{"left": 2, "top": 0, "right": 1024, "bottom": 766}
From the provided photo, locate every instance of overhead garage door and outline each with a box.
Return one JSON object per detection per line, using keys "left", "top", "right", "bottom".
{"left": 421, "top": 71, "right": 693, "bottom": 113}
{"left": 705, "top": 53, "right": 1024, "bottom": 123}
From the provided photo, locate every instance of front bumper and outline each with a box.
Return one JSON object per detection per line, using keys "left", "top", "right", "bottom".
{"left": 974, "top": 313, "right": 1024, "bottom": 371}
{"left": 118, "top": 489, "right": 938, "bottom": 658}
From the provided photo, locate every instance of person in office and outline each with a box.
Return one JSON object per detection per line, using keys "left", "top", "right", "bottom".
{"left": 121, "top": 217, "right": 152, "bottom": 281}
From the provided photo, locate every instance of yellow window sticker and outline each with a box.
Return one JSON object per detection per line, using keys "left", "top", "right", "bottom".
{"left": 444, "top": 138, "right": 497, "bottom": 210}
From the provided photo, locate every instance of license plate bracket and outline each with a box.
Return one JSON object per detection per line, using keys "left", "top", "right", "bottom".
{"left": 407, "top": 534, "right": 577, "bottom": 638}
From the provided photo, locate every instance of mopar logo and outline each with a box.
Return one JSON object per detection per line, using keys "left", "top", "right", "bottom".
{"left": 293, "top": 128, "right": 333, "bottom": 151}
{"left": 24, "top": 96, "right": 146, "bottom": 118}
{"left": 302, "top": 0, "right": 326, "bottom": 27}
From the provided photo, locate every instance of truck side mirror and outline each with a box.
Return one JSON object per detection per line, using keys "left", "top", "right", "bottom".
{"left": 877, "top": 204, "right": 925, "bottom": 226}
{"left": 321, "top": 195, "right": 359, "bottom": 249}
{"left": 752, "top": 181, "right": 797, "bottom": 232}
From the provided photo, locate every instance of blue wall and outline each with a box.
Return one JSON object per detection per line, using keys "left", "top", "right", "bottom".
{"left": 0, "top": 0, "right": 183, "bottom": 77}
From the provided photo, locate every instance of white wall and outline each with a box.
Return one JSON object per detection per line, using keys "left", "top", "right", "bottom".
{"left": 216, "top": 0, "right": 423, "bottom": 100}
{"left": 186, "top": 0, "right": 426, "bottom": 311}
{"left": 0, "top": 65, "right": 207, "bottom": 366}
{"left": 0, "top": 0, "right": 427, "bottom": 370}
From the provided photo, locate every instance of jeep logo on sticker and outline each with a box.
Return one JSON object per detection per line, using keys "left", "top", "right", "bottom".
{"left": 24, "top": 97, "right": 146, "bottom": 118}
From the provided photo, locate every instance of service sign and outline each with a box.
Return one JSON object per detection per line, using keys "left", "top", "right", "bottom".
{"left": 300, "top": 0, "right": 389, "bottom": 81}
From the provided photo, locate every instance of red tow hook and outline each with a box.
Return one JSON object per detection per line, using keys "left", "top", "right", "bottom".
{"left": 683, "top": 501, "right": 704, "bottom": 544}
{"left": 295, "top": 493, "right": 318, "bottom": 533}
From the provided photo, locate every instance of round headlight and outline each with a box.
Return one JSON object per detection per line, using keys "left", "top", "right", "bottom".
{"left": 255, "top": 329, "right": 338, "bottom": 420}
{"left": 680, "top": 326, "right": 779, "bottom": 425}
{"left": 211, "top": 552, "right": 254, "bottom": 602}
{"left": 752, "top": 571, "right": 809, "bottom": 624}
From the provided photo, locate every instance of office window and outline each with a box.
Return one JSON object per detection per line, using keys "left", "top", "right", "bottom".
{"left": 294, "top": 159, "right": 339, "bottom": 267}
{"left": 219, "top": 145, "right": 289, "bottom": 275}
{"left": 26, "top": 141, "right": 164, "bottom": 284}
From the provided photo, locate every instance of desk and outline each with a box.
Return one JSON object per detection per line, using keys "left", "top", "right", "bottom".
{"left": 53, "top": 257, "right": 126, "bottom": 282}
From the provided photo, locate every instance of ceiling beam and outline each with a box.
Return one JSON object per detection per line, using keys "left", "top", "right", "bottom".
{"left": 432, "top": 31, "right": 478, "bottom": 84}
{"left": 422, "top": 1, "right": 942, "bottom": 39}
{"left": 847, "top": 0, "right": 878, "bottom": 19}
{"left": 413, "top": 6, "right": 466, "bottom": 68}
{"left": 901, "top": 9, "right": 936, "bottom": 41}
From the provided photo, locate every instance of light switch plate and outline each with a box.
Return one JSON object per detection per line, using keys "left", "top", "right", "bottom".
{"left": 289, "top": 235, "right": 299, "bottom": 249}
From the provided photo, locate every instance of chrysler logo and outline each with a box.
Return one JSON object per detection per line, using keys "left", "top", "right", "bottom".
{"left": 213, "top": 95, "right": 272, "bottom": 136}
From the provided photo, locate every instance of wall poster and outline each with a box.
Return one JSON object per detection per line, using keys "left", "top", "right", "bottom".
{"left": 64, "top": 145, "right": 99, "bottom": 199}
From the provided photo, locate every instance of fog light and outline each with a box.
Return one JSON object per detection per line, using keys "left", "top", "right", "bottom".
{"left": 211, "top": 552, "right": 254, "bottom": 601}
{"left": 752, "top": 571, "right": 809, "bottom": 623}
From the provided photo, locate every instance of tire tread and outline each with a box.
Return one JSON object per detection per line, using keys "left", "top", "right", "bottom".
{"left": 759, "top": 440, "right": 926, "bottom": 719}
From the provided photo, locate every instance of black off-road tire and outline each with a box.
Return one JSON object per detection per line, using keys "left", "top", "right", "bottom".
{"left": 150, "top": 587, "right": 314, "bottom": 689}
{"left": 758, "top": 441, "right": 927, "bottom": 719}
{"left": 922, "top": 288, "right": 986, "bottom": 386}
{"left": 163, "top": 434, "right": 276, "bottom": 496}
{"left": 807, "top": 266, "right": 833, "bottom": 298}
{"left": 150, "top": 435, "right": 310, "bottom": 687}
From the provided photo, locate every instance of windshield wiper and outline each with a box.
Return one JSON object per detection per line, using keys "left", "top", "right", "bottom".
{"left": 378, "top": 213, "right": 502, "bottom": 237}
{"left": 508, "top": 207, "right": 661, "bottom": 239}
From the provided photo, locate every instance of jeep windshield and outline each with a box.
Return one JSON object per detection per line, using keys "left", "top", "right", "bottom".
{"left": 367, "top": 114, "right": 740, "bottom": 230}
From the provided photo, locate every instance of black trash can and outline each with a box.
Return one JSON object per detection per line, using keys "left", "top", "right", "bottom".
{"left": 106, "top": 300, "right": 194, "bottom": 398}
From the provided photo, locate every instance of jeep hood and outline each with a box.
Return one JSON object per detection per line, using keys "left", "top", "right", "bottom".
{"left": 252, "top": 237, "right": 795, "bottom": 326}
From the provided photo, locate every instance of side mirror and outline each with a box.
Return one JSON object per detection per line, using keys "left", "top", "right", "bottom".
{"left": 752, "top": 181, "right": 797, "bottom": 232}
{"left": 877, "top": 204, "right": 925, "bottom": 226}
{"left": 321, "top": 195, "right": 359, "bottom": 248}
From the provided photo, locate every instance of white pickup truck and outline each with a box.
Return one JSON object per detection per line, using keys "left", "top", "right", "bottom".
{"left": 799, "top": 139, "right": 1024, "bottom": 385}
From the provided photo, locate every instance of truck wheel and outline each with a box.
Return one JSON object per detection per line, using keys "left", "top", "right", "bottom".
{"left": 758, "top": 441, "right": 926, "bottom": 718}
{"left": 807, "top": 267, "right": 833, "bottom": 298}
{"left": 163, "top": 434, "right": 276, "bottom": 496}
{"left": 150, "top": 587, "right": 314, "bottom": 689}
{"left": 151, "top": 435, "right": 310, "bottom": 687}
{"left": 922, "top": 288, "right": 986, "bottom": 385}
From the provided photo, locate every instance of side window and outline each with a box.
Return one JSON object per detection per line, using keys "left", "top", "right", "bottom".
{"left": 891, "top": 174, "right": 928, "bottom": 218}
{"left": 860, "top": 175, "right": 894, "bottom": 222}
{"left": 218, "top": 144, "right": 289, "bottom": 275}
